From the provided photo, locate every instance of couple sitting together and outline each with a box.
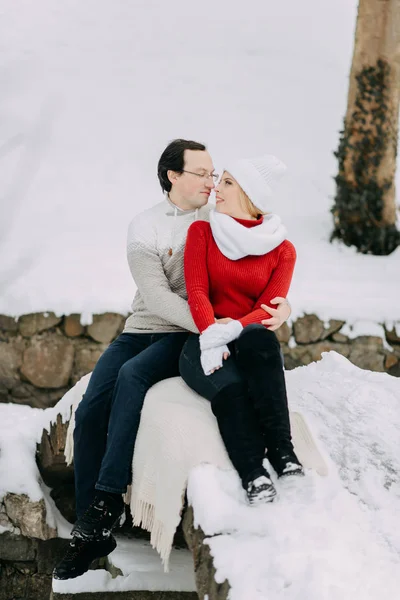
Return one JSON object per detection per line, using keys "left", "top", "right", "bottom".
{"left": 54, "top": 138, "right": 303, "bottom": 580}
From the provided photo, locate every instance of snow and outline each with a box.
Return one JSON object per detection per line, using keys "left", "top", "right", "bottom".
{"left": 1, "top": 0, "right": 399, "bottom": 335}
{"left": 1, "top": 353, "right": 400, "bottom": 596}
{"left": 52, "top": 538, "right": 196, "bottom": 594}
{"left": 187, "top": 352, "right": 400, "bottom": 600}
{"left": 1, "top": 0, "right": 400, "bottom": 596}
{"left": 0, "top": 403, "right": 45, "bottom": 503}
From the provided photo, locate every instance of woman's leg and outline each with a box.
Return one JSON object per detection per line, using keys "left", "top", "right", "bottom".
{"left": 179, "top": 334, "right": 276, "bottom": 500}
{"left": 235, "top": 324, "right": 303, "bottom": 477}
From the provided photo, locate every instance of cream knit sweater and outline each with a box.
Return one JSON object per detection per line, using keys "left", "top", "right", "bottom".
{"left": 123, "top": 196, "right": 211, "bottom": 334}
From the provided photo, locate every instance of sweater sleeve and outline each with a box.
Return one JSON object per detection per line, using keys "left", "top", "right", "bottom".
{"left": 238, "top": 241, "right": 297, "bottom": 327}
{"left": 127, "top": 217, "right": 199, "bottom": 333}
{"left": 184, "top": 222, "right": 216, "bottom": 332}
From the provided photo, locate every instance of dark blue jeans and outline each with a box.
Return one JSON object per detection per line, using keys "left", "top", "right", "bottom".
{"left": 179, "top": 324, "right": 291, "bottom": 488}
{"left": 73, "top": 331, "right": 188, "bottom": 518}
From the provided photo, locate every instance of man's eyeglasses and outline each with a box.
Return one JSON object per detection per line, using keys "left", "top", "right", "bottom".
{"left": 181, "top": 170, "right": 219, "bottom": 183}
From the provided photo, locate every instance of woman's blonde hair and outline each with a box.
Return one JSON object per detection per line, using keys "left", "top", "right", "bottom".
{"left": 239, "top": 187, "right": 265, "bottom": 219}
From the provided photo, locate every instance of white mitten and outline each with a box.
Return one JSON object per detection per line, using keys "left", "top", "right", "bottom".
{"left": 200, "top": 320, "right": 243, "bottom": 351}
{"left": 200, "top": 345, "right": 230, "bottom": 376}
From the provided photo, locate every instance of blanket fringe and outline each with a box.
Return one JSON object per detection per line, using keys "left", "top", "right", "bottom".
{"left": 131, "top": 496, "right": 175, "bottom": 572}
{"left": 64, "top": 407, "right": 76, "bottom": 466}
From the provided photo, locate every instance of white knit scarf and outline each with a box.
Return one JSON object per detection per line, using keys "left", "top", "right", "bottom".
{"left": 209, "top": 209, "right": 287, "bottom": 260}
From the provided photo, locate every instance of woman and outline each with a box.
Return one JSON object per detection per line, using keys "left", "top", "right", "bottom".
{"left": 179, "top": 154, "right": 303, "bottom": 505}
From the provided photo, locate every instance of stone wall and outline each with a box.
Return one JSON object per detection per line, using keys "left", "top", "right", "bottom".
{"left": 0, "top": 313, "right": 125, "bottom": 409}
{"left": 1, "top": 312, "right": 399, "bottom": 409}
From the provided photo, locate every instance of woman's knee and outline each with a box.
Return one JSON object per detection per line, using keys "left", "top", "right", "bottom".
{"left": 211, "top": 382, "right": 248, "bottom": 418}
{"left": 237, "top": 324, "right": 279, "bottom": 353}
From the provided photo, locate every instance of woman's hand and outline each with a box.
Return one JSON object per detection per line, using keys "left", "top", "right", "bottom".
{"left": 200, "top": 320, "right": 243, "bottom": 350}
{"left": 215, "top": 317, "right": 233, "bottom": 324}
{"left": 260, "top": 297, "right": 291, "bottom": 331}
{"left": 200, "top": 345, "right": 230, "bottom": 376}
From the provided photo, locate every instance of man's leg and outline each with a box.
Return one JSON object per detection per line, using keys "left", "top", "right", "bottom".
{"left": 234, "top": 324, "right": 303, "bottom": 477}
{"left": 179, "top": 335, "right": 276, "bottom": 503}
{"left": 73, "top": 333, "right": 151, "bottom": 518}
{"left": 72, "top": 332, "right": 189, "bottom": 540}
{"left": 55, "top": 331, "right": 188, "bottom": 580}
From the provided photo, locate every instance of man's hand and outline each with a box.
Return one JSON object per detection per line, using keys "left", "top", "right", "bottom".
{"left": 261, "top": 297, "right": 291, "bottom": 331}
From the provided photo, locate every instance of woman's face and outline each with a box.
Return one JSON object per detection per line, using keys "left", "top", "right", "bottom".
{"left": 215, "top": 171, "right": 249, "bottom": 219}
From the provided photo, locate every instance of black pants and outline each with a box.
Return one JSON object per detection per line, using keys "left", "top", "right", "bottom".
{"left": 179, "top": 324, "right": 293, "bottom": 488}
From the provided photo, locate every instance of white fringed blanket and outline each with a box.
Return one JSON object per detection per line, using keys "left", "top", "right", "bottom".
{"left": 64, "top": 375, "right": 327, "bottom": 571}
{"left": 64, "top": 375, "right": 233, "bottom": 570}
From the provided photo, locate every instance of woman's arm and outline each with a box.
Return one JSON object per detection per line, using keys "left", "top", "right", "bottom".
{"left": 238, "top": 241, "right": 297, "bottom": 327}
{"left": 184, "top": 222, "right": 216, "bottom": 333}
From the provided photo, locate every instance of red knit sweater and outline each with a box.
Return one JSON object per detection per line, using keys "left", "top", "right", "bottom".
{"left": 184, "top": 216, "right": 296, "bottom": 333}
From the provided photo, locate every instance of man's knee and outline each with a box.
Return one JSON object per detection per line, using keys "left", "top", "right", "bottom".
{"left": 75, "top": 385, "right": 111, "bottom": 430}
{"left": 75, "top": 397, "right": 96, "bottom": 429}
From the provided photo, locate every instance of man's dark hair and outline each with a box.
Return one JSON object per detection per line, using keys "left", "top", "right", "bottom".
{"left": 157, "top": 139, "right": 207, "bottom": 193}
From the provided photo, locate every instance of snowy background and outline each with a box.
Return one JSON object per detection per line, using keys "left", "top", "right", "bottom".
{"left": 2, "top": 3, "right": 400, "bottom": 597}
{"left": 1, "top": 0, "right": 399, "bottom": 327}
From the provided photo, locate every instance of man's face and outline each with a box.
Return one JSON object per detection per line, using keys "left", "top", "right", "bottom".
{"left": 170, "top": 150, "right": 216, "bottom": 209}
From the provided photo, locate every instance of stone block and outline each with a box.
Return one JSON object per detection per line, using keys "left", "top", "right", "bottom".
{"left": 332, "top": 332, "right": 349, "bottom": 343}
{"left": 183, "top": 505, "right": 229, "bottom": 600}
{"left": 21, "top": 335, "right": 74, "bottom": 389}
{"left": 308, "top": 341, "right": 350, "bottom": 363}
{"left": 0, "top": 566, "right": 52, "bottom": 600}
{"left": 72, "top": 344, "right": 103, "bottom": 384}
{"left": 275, "top": 322, "right": 291, "bottom": 344}
{"left": 385, "top": 354, "right": 398, "bottom": 370}
{"left": 63, "top": 315, "right": 85, "bottom": 338}
{"left": 0, "top": 314, "right": 19, "bottom": 333}
{"left": 87, "top": 313, "right": 124, "bottom": 344}
{"left": 321, "top": 319, "right": 346, "bottom": 340}
{"left": 0, "top": 531, "right": 36, "bottom": 561}
{"left": 51, "top": 593, "right": 198, "bottom": 600}
{"left": 18, "top": 312, "right": 62, "bottom": 337}
{"left": 0, "top": 338, "right": 24, "bottom": 381}
{"left": 293, "top": 314, "right": 325, "bottom": 344}
{"left": 4, "top": 494, "right": 57, "bottom": 540}
{"left": 10, "top": 384, "right": 68, "bottom": 409}
{"left": 348, "top": 338, "right": 385, "bottom": 372}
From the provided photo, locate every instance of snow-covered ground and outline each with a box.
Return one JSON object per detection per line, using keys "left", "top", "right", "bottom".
{"left": 1, "top": 1, "right": 400, "bottom": 597}
{"left": 1, "top": 352, "right": 399, "bottom": 597}
{"left": 189, "top": 352, "right": 400, "bottom": 600}
{"left": 1, "top": 0, "right": 399, "bottom": 331}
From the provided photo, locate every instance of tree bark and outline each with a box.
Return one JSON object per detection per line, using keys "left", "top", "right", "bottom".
{"left": 332, "top": 0, "right": 400, "bottom": 254}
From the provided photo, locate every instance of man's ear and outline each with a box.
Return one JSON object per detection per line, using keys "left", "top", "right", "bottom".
{"left": 167, "top": 170, "right": 179, "bottom": 185}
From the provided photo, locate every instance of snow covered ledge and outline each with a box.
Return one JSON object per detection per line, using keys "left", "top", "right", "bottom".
{"left": 180, "top": 353, "right": 400, "bottom": 599}
{"left": 1, "top": 352, "right": 400, "bottom": 599}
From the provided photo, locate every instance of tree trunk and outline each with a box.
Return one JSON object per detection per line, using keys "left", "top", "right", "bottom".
{"left": 332, "top": 0, "right": 400, "bottom": 255}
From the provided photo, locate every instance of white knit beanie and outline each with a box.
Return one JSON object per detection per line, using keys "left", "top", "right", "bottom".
{"left": 224, "top": 154, "right": 287, "bottom": 213}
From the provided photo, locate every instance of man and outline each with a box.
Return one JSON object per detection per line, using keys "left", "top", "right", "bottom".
{"left": 53, "top": 139, "right": 290, "bottom": 580}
